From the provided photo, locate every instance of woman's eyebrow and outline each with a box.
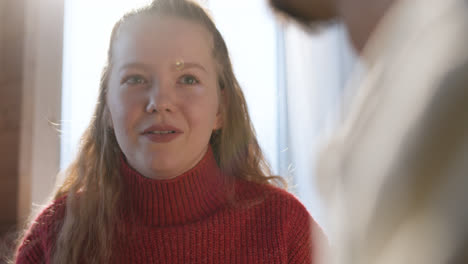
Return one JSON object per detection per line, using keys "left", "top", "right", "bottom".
{"left": 117, "top": 62, "right": 208, "bottom": 73}
{"left": 117, "top": 62, "right": 150, "bottom": 74}
{"left": 172, "top": 62, "right": 207, "bottom": 73}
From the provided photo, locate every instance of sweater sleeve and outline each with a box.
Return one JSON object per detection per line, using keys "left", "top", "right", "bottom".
{"left": 15, "top": 220, "right": 47, "bottom": 264}
{"left": 15, "top": 198, "right": 66, "bottom": 264}
{"left": 287, "top": 199, "right": 328, "bottom": 264}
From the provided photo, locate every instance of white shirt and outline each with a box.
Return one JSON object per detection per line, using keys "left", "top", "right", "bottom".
{"left": 318, "top": 0, "right": 468, "bottom": 263}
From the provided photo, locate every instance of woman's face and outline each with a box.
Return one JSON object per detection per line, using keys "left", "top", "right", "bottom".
{"left": 107, "top": 15, "right": 222, "bottom": 180}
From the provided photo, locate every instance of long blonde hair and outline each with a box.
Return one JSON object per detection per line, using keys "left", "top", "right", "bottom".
{"left": 24, "top": 0, "right": 284, "bottom": 263}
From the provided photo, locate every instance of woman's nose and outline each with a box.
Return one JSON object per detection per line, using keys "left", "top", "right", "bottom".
{"left": 145, "top": 82, "right": 175, "bottom": 113}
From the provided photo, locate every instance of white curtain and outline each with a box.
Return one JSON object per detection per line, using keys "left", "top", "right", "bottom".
{"left": 280, "top": 23, "right": 356, "bottom": 229}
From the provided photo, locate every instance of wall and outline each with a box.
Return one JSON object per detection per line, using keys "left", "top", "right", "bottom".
{"left": 0, "top": 0, "right": 63, "bottom": 241}
{"left": 0, "top": 0, "right": 25, "bottom": 236}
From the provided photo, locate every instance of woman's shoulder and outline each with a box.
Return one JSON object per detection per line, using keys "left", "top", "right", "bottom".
{"left": 19, "top": 196, "right": 67, "bottom": 245}
{"left": 31, "top": 195, "right": 68, "bottom": 229}
{"left": 234, "top": 179, "right": 329, "bottom": 262}
{"left": 16, "top": 195, "right": 68, "bottom": 262}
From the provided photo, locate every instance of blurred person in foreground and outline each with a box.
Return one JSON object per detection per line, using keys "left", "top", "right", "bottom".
{"left": 270, "top": 0, "right": 468, "bottom": 263}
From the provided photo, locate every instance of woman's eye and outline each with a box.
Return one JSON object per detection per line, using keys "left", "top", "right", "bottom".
{"left": 178, "top": 75, "right": 199, "bottom": 85}
{"left": 123, "top": 75, "right": 147, "bottom": 85}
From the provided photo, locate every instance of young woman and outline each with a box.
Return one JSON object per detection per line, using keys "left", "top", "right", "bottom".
{"left": 16, "top": 0, "right": 324, "bottom": 263}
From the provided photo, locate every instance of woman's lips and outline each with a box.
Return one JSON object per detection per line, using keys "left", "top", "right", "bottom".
{"left": 143, "top": 132, "right": 181, "bottom": 143}
{"left": 141, "top": 124, "right": 183, "bottom": 143}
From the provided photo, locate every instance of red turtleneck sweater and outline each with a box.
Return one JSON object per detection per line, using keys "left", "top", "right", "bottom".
{"left": 16, "top": 149, "right": 324, "bottom": 263}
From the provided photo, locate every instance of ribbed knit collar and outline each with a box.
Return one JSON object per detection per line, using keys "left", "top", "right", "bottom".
{"left": 120, "top": 148, "right": 230, "bottom": 227}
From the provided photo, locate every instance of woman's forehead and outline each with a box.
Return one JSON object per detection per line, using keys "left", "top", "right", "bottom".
{"left": 112, "top": 15, "right": 214, "bottom": 63}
